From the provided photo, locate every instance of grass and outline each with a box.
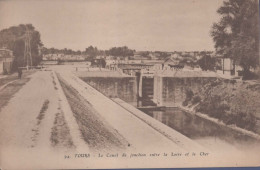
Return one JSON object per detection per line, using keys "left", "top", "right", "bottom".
{"left": 50, "top": 72, "right": 58, "bottom": 90}
{"left": 36, "top": 99, "right": 49, "bottom": 125}
{"left": 50, "top": 111, "right": 75, "bottom": 149}
{"left": 57, "top": 74, "right": 128, "bottom": 152}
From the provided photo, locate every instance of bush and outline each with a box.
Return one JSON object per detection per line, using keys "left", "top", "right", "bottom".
{"left": 191, "top": 95, "right": 201, "bottom": 105}
{"left": 242, "top": 71, "right": 259, "bottom": 80}
{"left": 182, "top": 100, "right": 188, "bottom": 106}
{"left": 182, "top": 88, "right": 194, "bottom": 106}
{"left": 235, "top": 111, "right": 257, "bottom": 132}
{"left": 210, "top": 79, "right": 222, "bottom": 87}
{"left": 230, "top": 79, "right": 236, "bottom": 84}
{"left": 195, "top": 95, "right": 229, "bottom": 119}
{"left": 196, "top": 95, "right": 257, "bottom": 132}
{"left": 222, "top": 113, "right": 236, "bottom": 125}
{"left": 3, "top": 68, "right": 8, "bottom": 75}
{"left": 184, "top": 88, "right": 194, "bottom": 102}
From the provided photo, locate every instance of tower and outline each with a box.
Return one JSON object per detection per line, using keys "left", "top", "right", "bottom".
{"left": 23, "top": 26, "right": 32, "bottom": 70}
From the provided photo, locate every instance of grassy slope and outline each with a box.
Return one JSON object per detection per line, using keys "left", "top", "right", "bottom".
{"left": 58, "top": 75, "right": 129, "bottom": 152}
{"left": 186, "top": 78, "right": 260, "bottom": 133}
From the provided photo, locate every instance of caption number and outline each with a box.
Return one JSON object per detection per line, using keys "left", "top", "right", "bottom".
{"left": 64, "top": 155, "right": 70, "bottom": 159}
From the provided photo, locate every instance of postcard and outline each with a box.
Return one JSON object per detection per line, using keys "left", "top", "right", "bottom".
{"left": 0, "top": 0, "right": 259, "bottom": 169}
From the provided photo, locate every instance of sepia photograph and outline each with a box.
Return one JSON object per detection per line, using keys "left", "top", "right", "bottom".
{"left": 0, "top": 0, "right": 259, "bottom": 169}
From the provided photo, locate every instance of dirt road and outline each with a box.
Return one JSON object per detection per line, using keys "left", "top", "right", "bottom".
{"left": 0, "top": 70, "right": 132, "bottom": 169}
{"left": 0, "top": 71, "right": 72, "bottom": 149}
{"left": 0, "top": 71, "right": 77, "bottom": 168}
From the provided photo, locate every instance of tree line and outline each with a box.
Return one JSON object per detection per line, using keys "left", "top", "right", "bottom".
{"left": 0, "top": 24, "right": 43, "bottom": 70}
{"left": 42, "top": 46, "right": 135, "bottom": 58}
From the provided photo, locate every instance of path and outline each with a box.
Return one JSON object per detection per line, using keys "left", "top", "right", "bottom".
{"left": 0, "top": 71, "right": 56, "bottom": 148}
{"left": 0, "top": 70, "right": 90, "bottom": 150}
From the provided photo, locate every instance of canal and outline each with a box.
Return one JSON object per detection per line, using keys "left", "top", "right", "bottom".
{"left": 80, "top": 76, "right": 260, "bottom": 152}
{"left": 139, "top": 107, "right": 260, "bottom": 152}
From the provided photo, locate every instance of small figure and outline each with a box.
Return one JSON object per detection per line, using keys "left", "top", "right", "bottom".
{"left": 18, "top": 68, "right": 22, "bottom": 79}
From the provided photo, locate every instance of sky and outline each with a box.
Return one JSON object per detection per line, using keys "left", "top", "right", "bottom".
{"left": 0, "top": 0, "right": 224, "bottom": 52}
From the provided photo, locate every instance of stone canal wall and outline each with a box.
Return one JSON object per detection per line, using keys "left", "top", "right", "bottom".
{"left": 154, "top": 76, "right": 216, "bottom": 106}
{"left": 80, "top": 75, "right": 216, "bottom": 107}
{"left": 80, "top": 77, "right": 138, "bottom": 105}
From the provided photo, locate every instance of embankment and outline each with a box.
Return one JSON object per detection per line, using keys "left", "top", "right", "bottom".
{"left": 183, "top": 78, "right": 260, "bottom": 134}
{"left": 57, "top": 73, "right": 129, "bottom": 153}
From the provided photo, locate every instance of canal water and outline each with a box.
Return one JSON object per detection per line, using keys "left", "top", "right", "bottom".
{"left": 140, "top": 107, "right": 260, "bottom": 152}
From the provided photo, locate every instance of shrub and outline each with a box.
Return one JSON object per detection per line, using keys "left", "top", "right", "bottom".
{"left": 191, "top": 95, "right": 201, "bottom": 105}
{"left": 182, "top": 88, "right": 194, "bottom": 106}
{"left": 235, "top": 111, "right": 257, "bottom": 132}
{"left": 210, "top": 79, "right": 222, "bottom": 87}
{"left": 242, "top": 71, "right": 259, "bottom": 80}
{"left": 3, "top": 69, "right": 8, "bottom": 75}
{"left": 195, "top": 95, "right": 230, "bottom": 120}
{"left": 222, "top": 113, "right": 236, "bottom": 125}
{"left": 230, "top": 79, "right": 236, "bottom": 84}
{"left": 182, "top": 100, "right": 188, "bottom": 106}
{"left": 184, "top": 88, "right": 194, "bottom": 102}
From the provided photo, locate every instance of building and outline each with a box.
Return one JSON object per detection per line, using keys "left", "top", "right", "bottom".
{"left": 43, "top": 53, "right": 87, "bottom": 61}
{"left": 149, "top": 52, "right": 160, "bottom": 60}
{"left": 222, "top": 58, "right": 243, "bottom": 76}
{"left": 163, "top": 57, "right": 182, "bottom": 70}
{"left": 215, "top": 57, "right": 242, "bottom": 77}
{"left": 0, "top": 48, "right": 15, "bottom": 74}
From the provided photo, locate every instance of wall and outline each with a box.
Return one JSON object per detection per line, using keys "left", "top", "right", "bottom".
{"left": 154, "top": 76, "right": 216, "bottom": 106}
{"left": 0, "top": 60, "right": 3, "bottom": 74}
{"left": 81, "top": 77, "right": 138, "bottom": 106}
{"left": 80, "top": 76, "right": 216, "bottom": 108}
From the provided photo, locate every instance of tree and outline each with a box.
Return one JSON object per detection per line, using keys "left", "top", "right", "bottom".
{"left": 154, "top": 51, "right": 170, "bottom": 60}
{"left": 84, "top": 46, "right": 99, "bottom": 59}
{"left": 41, "top": 47, "right": 82, "bottom": 56}
{"left": 211, "top": 0, "right": 259, "bottom": 79}
{"left": 197, "top": 55, "right": 216, "bottom": 71}
{"left": 106, "top": 46, "right": 134, "bottom": 57}
{"left": 0, "top": 24, "right": 43, "bottom": 69}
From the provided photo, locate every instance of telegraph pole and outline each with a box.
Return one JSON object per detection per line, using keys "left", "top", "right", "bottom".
{"left": 23, "top": 26, "right": 32, "bottom": 70}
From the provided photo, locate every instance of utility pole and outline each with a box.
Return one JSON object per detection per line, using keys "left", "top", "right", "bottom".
{"left": 23, "top": 26, "right": 32, "bottom": 70}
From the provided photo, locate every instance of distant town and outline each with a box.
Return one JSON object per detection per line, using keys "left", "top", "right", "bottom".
{"left": 39, "top": 47, "right": 242, "bottom": 78}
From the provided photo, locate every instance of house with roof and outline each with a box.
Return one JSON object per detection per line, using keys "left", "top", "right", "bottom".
{"left": 221, "top": 58, "right": 242, "bottom": 76}
{"left": 213, "top": 54, "right": 243, "bottom": 77}
{"left": 163, "top": 57, "right": 182, "bottom": 70}
{"left": 0, "top": 48, "right": 15, "bottom": 74}
{"left": 148, "top": 52, "right": 160, "bottom": 60}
